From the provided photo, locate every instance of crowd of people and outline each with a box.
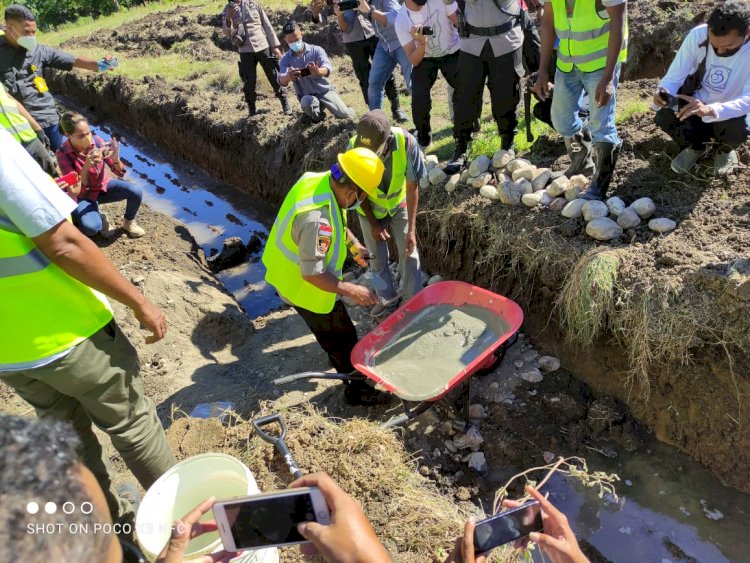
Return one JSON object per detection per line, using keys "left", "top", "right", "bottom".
{"left": 1, "top": 0, "right": 749, "bottom": 560}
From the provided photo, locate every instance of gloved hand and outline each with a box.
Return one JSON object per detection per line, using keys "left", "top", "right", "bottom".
{"left": 36, "top": 128, "right": 51, "bottom": 150}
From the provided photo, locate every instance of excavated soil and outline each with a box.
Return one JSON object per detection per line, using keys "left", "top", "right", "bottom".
{"left": 45, "top": 0, "right": 750, "bottom": 495}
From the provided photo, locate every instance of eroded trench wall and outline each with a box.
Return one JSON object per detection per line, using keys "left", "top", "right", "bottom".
{"left": 49, "top": 71, "right": 750, "bottom": 494}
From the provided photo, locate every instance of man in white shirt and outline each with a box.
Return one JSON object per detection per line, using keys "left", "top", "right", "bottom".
{"left": 654, "top": 0, "right": 750, "bottom": 176}
{"left": 394, "top": 0, "right": 460, "bottom": 150}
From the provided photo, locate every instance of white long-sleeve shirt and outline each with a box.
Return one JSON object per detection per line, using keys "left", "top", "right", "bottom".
{"left": 659, "top": 24, "right": 750, "bottom": 123}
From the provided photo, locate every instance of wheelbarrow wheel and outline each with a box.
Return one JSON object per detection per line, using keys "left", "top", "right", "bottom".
{"left": 475, "top": 331, "right": 518, "bottom": 377}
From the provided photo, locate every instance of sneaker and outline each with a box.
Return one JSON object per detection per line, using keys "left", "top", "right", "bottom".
{"left": 444, "top": 142, "right": 468, "bottom": 175}
{"left": 122, "top": 219, "right": 145, "bottom": 238}
{"left": 99, "top": 212, "right": 115, "bottom": 238}
{"left": 714, "top": 149, "right": 739, "bottom": 176}
{"left": 392, "top": 109, "right": 409, "bottom": 124}
{"left": 671, "top": 147, "right": 703, "bottom": 174}
{"left": 280, "top": 97, "right": 292, "bottom": 116}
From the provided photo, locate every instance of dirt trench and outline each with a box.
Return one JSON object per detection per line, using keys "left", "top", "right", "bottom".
{"left": 46, "top": 1, "right": 750, "bottom": 493}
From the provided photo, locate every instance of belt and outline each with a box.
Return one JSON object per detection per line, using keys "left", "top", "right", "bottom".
{"left": 466, "top": 17, "right": 521, "bottom": 37}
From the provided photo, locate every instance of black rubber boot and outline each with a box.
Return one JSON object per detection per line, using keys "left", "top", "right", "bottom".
{"left": 500, "top": 133, "right": 516, "bottom": 157}
{"left": 391, "top": 100, "right": 409, "bottom": 124}
{"left": 564, "top": 127, "right": 595, "bottom": 178}
{"left": 280, "top": 95, "right": 292, "bottom": 116}
{"left": 444, "top": 137, "right": 469, "bottom": 175}
{"left": 580, "top": 143, "right": 620, "bottom": 201}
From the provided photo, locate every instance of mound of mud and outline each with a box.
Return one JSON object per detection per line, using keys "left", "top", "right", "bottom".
{"left": 165, "top": 406, "right": 516, "bottom": 562}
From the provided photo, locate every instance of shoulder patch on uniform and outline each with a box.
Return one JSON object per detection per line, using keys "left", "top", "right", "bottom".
{"left": 317, "top": 224, "right": 332, "bottom": 253}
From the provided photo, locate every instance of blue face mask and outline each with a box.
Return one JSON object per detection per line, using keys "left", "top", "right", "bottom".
{"left": 289, "top": 40, "right": 304, "bottom": 53}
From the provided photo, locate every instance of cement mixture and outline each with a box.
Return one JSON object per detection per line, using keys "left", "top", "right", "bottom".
{"left": 369, "top": 305, "right": 510, "bottom": 401}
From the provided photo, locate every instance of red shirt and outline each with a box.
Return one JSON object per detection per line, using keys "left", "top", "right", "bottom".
{"left": 56, "top": 135, "right": 126, "bottom": 202}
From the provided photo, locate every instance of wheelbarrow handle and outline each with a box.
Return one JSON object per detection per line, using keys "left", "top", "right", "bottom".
{"left": 252, "top": 413, "right": 303, "bottom": 480}
{"left": 273, "top": 372, "right": 360, "bottom": 386}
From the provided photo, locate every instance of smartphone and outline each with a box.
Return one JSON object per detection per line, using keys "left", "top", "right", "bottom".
{"left": 299, "top": 67, "right": 311, "bottom": 77}
{"left": 214, "top": 487, "right": 330, "bottom": 551}
{"left": 422, "top": 25, "right": 434, "bottom": 35}
{"left": 338, "top": 0, "right": 359, "bottom": 10}
{"left": 659, "top": 90, "right": 679, "bottom": 112}
{"left": 473, "top": 501, "right": 543, "bottom": 553}
{"left": 56, "top": 171, "right": 79, "bottom": 186}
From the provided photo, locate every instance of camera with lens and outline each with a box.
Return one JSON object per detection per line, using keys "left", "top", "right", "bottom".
{"left": 421, "top": 25, "right": 434, "bottom": 35}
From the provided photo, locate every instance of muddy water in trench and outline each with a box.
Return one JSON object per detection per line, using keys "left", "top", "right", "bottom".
{"left": 86, "top": 119, "right": 750, "bottom": 562}
{"left": 92, "top": 122, "right": 280, "bottom": 318}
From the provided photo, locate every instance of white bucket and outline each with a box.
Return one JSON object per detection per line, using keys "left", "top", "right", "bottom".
{"left": 135, "top": 453, "right": 278, "bottom": 562}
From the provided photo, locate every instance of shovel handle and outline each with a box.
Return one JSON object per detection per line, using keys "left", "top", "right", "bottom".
{"left": 252, "top": 413, "right": 303, "bottom": 480}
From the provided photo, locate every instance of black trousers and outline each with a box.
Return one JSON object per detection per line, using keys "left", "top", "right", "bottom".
{"left": 411, "top": 52, "right": 460, "bottom": 144}
{"left": 238, "top": 48, "right": 287, "bottom": 108}
{"left": 293, "top": 299, "right": 358, "bottom": 374}
{"left": 455, "top": 43, "right": 523, "bottom": 143}
{"left": 654, "top": 107, "right": 748, "bottom": 151}
{"left": 345, "top": 36, "right": 398, "bottom": 107}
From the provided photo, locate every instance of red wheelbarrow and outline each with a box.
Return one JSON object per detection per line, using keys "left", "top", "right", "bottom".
{"left": 273, "top": 281, "right": 524, "bottom": 428}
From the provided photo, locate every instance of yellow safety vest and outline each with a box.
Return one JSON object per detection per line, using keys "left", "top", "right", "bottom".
{"left": 0, "top": 83, "right": 36, "bottom": 144}
{"left": 0, "top": 195, "right": 113, "bottom": 368}
{"left": 348, "top": 128, "right": 407, "bottom": 220}
{"left": 262, "top": 171, "right": 348, "bottom": 314}
{"left": 552, "top": 0, "right": 628, "bottom": 73}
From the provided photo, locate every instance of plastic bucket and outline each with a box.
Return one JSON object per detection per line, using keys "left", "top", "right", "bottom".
{"left": 135, "top": 453, "right": 278, "bottom": 562}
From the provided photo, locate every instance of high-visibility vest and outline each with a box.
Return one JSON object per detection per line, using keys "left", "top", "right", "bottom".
{"left": 0, "top": 198, "right": 114, "bottom": 368}
{"left": 262, "top": 171, "right": 348, "bottom": 314}
{"left": 348, "top": 128, "right": 407, "bottom": 220}
{"left": 552, "top": 0, "right": 628, "bottom": 73}
{"left": 0, "top": 83, "right": 36, "bottom": 144}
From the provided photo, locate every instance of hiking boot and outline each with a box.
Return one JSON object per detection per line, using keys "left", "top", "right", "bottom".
{"left": 280, "top": 96, "right": 292, "bottom": 116}
{"left": 671, "top": 147, "right": 703, "bottom": 174}
{"left": 580, "top": 143, "right": 620, "bottom": 201}
{"left": 122, "top": 219, "right": 146, "bottom": 238}
{"left": 444, "top": 138, "right": 469, "bottom": 175}
{"left": 247, "top": 102, "right": 257, "bottom": 117}
{"left": 563, "top": 127, "right": 595, "bottom": 177}
{"left": 392, "top": 108, "right": 409, "bottom": 124}
{"left": 99, "top": 212, "right": 115, "bottom": 238}
{"left": 714, "top": 149, "right": 739, "bottom": 176}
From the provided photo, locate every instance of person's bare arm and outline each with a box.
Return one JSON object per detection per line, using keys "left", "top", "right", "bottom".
{"left": 533, "top": 1, "right": 556, "bottom": 100}
{"left": 73, "top": 56, "right": 100, "bottom": 72}
{"left": 301, "top": 272, "right": 377, "bottom": 305}
{"left": 32, "top": 219, "right": 167, "bottom": 343}
{"left": 595, "top": 3, "right": 626, "bottom": 107}
{"left": 404, "top": 25, "right": 427, "bottom": 66}
{"left": 405, "top": 180, "right": 418, "bottom": 255}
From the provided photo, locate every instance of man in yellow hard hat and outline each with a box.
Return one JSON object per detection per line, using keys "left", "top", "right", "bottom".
{"left": 262, "top": 147, "right": 389, "bottom": 405}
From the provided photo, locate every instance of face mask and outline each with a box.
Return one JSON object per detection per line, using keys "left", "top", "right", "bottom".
{"left": 413, "top": 0, "right": 428, "bottom": 6}
{"left": 344, "top": 192, "right": 365, "bottom": 211}
{"left": 16, "top": 34, "right": 37, "bottom": 52}
{"left": 289, "top": 40, "right": 304, "bottom": 53}
{"left": 716, "top": 43, "right": 744, "bottom": 57}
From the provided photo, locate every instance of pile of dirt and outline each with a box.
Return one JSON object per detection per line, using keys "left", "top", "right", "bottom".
{"left": 45, "top": 1, "right": 750, "bottom": 493}
{"left": 165, "top": 405, "right": 516, "bottom": 562}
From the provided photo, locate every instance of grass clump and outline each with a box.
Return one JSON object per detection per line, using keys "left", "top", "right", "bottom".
{"left": 558, "top": 249, "right": 620, "bottom": 347}
{"left": 166, "top": 403, "right": 519, "bottom": 562}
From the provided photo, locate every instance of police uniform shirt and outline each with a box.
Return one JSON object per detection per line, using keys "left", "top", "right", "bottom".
{"left": 292, "top": 206, "right": 338, "bottom": 277}
{"left": 0, "top": 36, "right": 76, "bottom": 128}
{"left": 459, "top": 0, "right": 524, "bottom": 57}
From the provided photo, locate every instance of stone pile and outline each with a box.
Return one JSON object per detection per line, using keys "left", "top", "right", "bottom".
{"left": 433, "top": 151, "right": 678, "bottom": 242}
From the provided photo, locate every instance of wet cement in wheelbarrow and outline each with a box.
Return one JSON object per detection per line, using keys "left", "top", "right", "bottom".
{"left": 369, "top": 304, "right": 510, "bottom": 401}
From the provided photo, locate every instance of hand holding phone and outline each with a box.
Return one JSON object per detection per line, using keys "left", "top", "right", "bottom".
{"left": 299, "top": 67, "right": 312, "bottom": 77}
{"left": 289, "top": 473, "right": 392, "bottom": 561}
{"left": 473, "top": 501, "right": 543, "bottom": 553}
{"left": 658, "top": 89, "right": 679, "bottom": 112}
{"left": 422, "top": 25, "right": 434, "bottom": 35}
{"left": 214, "top": 486, "right": 330, "bottom": 551}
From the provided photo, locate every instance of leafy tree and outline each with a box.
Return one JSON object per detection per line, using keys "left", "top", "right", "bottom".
{"left": 1, "top": 0, "right": 148, "bottom": 30}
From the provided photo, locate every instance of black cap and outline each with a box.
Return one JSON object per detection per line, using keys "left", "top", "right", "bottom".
{"left": 354, "top": 110, "right": 391, "bottom": 153}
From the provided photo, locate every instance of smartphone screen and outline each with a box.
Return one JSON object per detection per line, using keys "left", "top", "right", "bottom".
{"left": 223, "top": 492, "right": 319, "bottom": 549}
{"left": 473, "top": 501, "right": 543, "bottom": 553}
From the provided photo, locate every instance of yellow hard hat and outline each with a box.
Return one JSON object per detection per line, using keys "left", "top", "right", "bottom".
{"left": 336, "top": 147, "right": 384, "bottom": 197}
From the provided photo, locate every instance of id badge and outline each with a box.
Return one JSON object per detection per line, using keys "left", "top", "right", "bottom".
{"left": 33, "top": 76, "right": 49, "bottom": 93}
